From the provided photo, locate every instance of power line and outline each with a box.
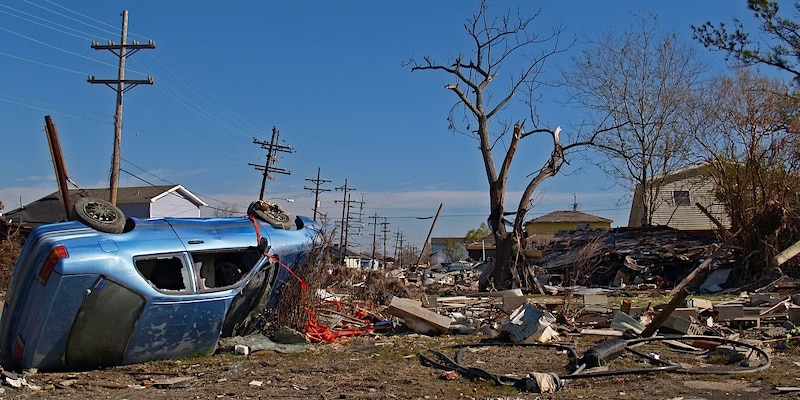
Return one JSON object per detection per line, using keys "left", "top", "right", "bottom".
{"left": 0, "top": 4, "right": 94, "bottom": 41}
{"left": 120, "top": 157, "right": 246, "bottom": 212}
{"left": 0, "top": 2, "right": 262, "bottom": 165}
{"left": 0, "top": 25, "right": 120, "bottom": 70}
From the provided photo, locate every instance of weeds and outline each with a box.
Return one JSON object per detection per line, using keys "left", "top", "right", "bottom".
{"left": 0, "top": 222, "right": 23, "bottom": 293}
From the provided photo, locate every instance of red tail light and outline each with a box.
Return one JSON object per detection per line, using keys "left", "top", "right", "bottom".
{"left": 12, "top": 336, "right": 24, "bottom": 365}
{"left": 38, "top": 245, "right": 68, "bottom": 284}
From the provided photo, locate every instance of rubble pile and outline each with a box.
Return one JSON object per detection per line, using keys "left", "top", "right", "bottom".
{"left": 537, "top": 226, "right": 740, "bottom": 289}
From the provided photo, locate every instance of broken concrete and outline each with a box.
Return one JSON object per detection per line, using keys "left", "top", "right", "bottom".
{"left": 386, "top": 296, "right": 451, "bottom": 334}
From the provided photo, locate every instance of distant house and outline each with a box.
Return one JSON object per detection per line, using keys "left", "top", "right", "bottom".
{"left": 524, "top": 209, "right": 612, "bottom": 235}
{"left": 328, "top": 245, "right": 364, "bottom": 268}
{"left": 627, "top": 164, "right": 729, "bottom": 231}
{"left": 464, "top": 234, "right": 495, "bottom": 261}
{"left": 430, "top": 237, "right": 467, "bottom": 264}
{"left": 4, "top": 185, "right": 206, "bottom": 230}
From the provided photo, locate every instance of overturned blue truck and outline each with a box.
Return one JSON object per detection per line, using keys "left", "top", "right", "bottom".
{"left": 0, "top": 198, "right": 322, "bottom": 370}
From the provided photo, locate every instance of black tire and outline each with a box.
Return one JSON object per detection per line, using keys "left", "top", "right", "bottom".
{"left": 72, "top": 197, "right": 126, "bottom": 234}
{"left": 248, "top": 200, "right": 293, "bottom": 230}
{"left": 253, "top": 209, "right": 292, "bottom": 230}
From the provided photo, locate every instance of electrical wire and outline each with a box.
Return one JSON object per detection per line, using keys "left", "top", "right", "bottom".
{"left": 1, "top": 1, "right": 263, "bottom": 160}
{"left": 419, "top": 335, "right": 772, "bottom": 393}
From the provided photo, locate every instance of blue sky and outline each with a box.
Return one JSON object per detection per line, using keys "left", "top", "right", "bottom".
{"left": 0, "top": 1, "right": 756, "bottom": 251}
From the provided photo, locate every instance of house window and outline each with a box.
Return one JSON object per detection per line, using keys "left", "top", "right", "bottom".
{"left": 672, "top": 190, "right": 690, "bottom": 206}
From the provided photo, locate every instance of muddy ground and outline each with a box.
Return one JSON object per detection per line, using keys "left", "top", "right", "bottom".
{"left": 0, "top": 324, "right": 797, "bottom": 400}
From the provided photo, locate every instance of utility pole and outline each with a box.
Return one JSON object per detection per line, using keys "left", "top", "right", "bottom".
{"left": 348, "top": 194, "right": 365, "bottom": 235}
{"left": 369, "top": 213, "right": 379, "bottom": 265}
{"left": 249, "top": 126, "right": 291, "bottom": 200}
{"left": 394, "top": 229, "right": 404, "bottom": 267}
{"left": 304, "top": 167, "right": 331, "bottom": 220}
{"left": 44, "top": 116, "right": 73, "bottom": 218}
{"left": 335, "top": 179, "right": 355, "bottom": 265}
{"left": 89, "top": 10, "right": 155, "bottom": 205}
{"left": 381, "top": 217, "right": 390, "bottom": 267}
{"left": 416, "top": 203, "right": 443, "bottom": 269}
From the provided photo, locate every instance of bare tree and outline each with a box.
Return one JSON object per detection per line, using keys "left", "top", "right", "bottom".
{"left": 694, "top": 69, "right": 800, "bottom": 281}
{"left": 407, "top": 2, "right": 577, "bottom": 290}
{"left": 566, "top": 15, "right": 708, "bottom": 226}
{"left": 212, "top": 203, "right": 238, "bottom": 217}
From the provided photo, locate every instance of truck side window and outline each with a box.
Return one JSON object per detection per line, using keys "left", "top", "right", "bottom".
{"left": 134, "top": 254, "right": 192, "bottom": 292}
{"left": 190, "top": 248, "right": 262, "bottom": 290}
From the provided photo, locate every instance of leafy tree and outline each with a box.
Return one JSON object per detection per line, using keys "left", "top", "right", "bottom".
{"left": 567, "top": 15, "right": 707, "bottom": 226}
{"left": 406, "top": 1, "right": 583, "bottom": 290}
{"left": 443, "top": 238, "right": 466, "bottom": 262}
{"left": 465, "top": 222, "right": 491, "bottom": 244}
{"left": 693, "top": 69, "right": 800, "bottom": 281}
{"left": 692, "top": 0, "right": 800, "bottom": 83}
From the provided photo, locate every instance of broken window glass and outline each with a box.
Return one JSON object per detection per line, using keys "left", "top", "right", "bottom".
{"left": 134, "top": 254, "right": 192, "bottom": 292}
{"left": 672, "top": 190, "right": 690, "bottom": 206}
{"left": 189, "top": 248, "right": 262, "bottom": 290}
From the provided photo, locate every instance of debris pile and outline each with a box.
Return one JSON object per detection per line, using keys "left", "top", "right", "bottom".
{"left": 537, "top": 226, "right": 739, "bottom": 290}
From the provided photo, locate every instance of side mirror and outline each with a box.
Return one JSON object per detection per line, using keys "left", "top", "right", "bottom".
{"left": 258, "top": 237, "right": 271, "bottom": 254}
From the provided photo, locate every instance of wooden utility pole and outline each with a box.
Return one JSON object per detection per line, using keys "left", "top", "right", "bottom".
{"left": 335, "top": 179, "right": 356, "bottom": 265}
{"left": 394, "top": 230, "right": 404, "bottom": 267}
{"left": 44, "top": 116, "right": 73, "bottom": 218}
{"left": 250, "top": 126, "right": 291, "bottom": 200}
{"left": 381, "top": 217, "right": 390, "bottom": 267}
{"left": 369, "top": 213, "right": 379, "bottom": 264}
{"left": 89, "top": 10, "right": 155, "bottom": 205}
{"left": 304, "top": 167, "right": 331, "bottom": 220}
{"left": 416, "top": 203, "right": 443, "bottom": 268}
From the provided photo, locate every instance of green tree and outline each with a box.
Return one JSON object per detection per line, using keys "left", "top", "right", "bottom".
{"left": 443, "top": 238, "right": 466, "bottom": 262}
{"left": 693, "top": 70, "right": 800, "bottom": 281}
{"left": 465, "top": 222, "right": 491, "bottom": 244}
{"left": 693, "top": 0, "right": 800, "bottom": 82}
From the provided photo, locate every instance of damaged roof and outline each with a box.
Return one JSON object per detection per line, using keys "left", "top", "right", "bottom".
{"left": 537, "top": 226, "right": 738, "bottom": 288}
{"left": 525, "top": 210, "right": 613, "bottom": 225}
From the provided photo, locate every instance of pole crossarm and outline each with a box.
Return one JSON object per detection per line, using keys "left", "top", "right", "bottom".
{"left": 304, "top": 167, "right": 332, "bottom": 220}
{"left": 252, "top": 127, "right": 292, "bottom": 199}
{"left": 87, "top": 76, "right": 154, "bottom": 92}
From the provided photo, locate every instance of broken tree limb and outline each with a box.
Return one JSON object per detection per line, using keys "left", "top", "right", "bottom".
{"left": 668, "top": 228, "right": 742, "bottom": 298}
{"left": 773, "top": 238, "right": 800, "bottom": 267}
{"left": 695, "top": 202, "right": 728, "bottom": 235}
{"left": 640, "top": 287, "right": 690, "bottom": 338}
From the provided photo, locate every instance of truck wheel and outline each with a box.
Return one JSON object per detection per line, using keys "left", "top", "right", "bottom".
{"left": 248, "top": 200, "right": 293, "bottom": 230}
{"left": 73, "top": 197, "right": 126, "bottom": 234}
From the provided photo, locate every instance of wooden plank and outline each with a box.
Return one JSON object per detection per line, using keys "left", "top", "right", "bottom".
{"left": 387, "top": 296, "right": 450, "bottom": 334}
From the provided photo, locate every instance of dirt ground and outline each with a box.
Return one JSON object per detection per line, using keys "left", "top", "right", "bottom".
{"left": 0, "top": 326, "right": 797, "bottom": 400}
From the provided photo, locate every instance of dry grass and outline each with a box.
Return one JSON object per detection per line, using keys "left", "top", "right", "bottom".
{"left": 0, "top": 222, "right": 23, "bottom": 293}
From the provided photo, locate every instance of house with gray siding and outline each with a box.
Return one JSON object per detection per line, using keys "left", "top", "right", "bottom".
{"left": 3, "top": 185, "right": 207, "bottom": 231}
{"left": 628, "top": 164, "right": 730, "bottom": 231}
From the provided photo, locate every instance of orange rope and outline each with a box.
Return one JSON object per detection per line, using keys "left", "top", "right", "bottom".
{"left": 250, "top": 214, "right": 376, "bottom": 342}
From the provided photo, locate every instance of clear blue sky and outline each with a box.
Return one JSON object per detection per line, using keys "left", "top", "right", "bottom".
{"left": 0, "top": 1, "right": 755, "bottom": 251}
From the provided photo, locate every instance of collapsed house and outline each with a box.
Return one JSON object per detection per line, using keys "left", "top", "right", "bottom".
{"left": 536, "top": 226, "right": 739, "bottom": 291}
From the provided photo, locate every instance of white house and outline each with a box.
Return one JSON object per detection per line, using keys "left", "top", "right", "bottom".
{"left": 628, "top": 164, "right": 730, "bottom": 231}
{"left": 4, "top": 185, "right": 207, "bottom": 230}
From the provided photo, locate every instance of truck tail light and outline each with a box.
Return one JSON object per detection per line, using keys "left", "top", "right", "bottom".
{"left": 38, "top": 245, "right": 68, "bottom": 284}
{"left": 12, "top": 336, "right": 24, "bottom": 365}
